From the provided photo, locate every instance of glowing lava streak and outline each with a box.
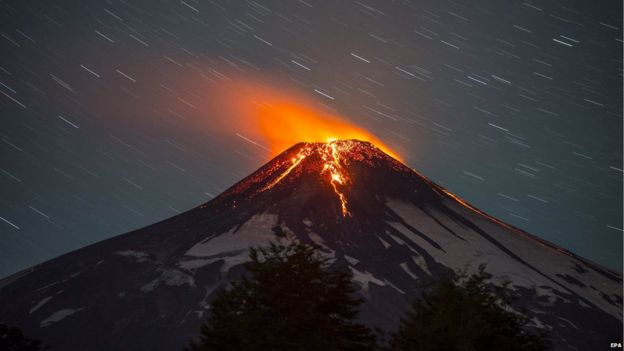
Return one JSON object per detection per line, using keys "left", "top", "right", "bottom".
{"left": 262, "top": 146, "right": 312, "bottom": 191}
{"left": 261, "top": 140, "right": 355, "bottom": 217}
{"left": 321, "top": 141, "right": 351, "bottom": 216}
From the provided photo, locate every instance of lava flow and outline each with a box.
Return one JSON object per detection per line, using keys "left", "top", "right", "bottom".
{"left": 262, "top": 140, "right": 357, "bottom": 216}
{"left": 321, "top": 140, "right": 351, "bottom": 216}
{"left": 261, "top": 146, "right": 313, "bottom": 192}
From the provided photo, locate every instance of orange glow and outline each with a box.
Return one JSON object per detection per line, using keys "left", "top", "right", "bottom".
{"left": 260, "top": 140, "right": 357, "bottom": 217}
{"left": 320, "top": 141, "right": 352, "bottom": 216}
{"left": 261, "top": 145, "right": 312, "bottom": 191}
{"left": 213, "top": 78, "right": 401, "bottom": 161}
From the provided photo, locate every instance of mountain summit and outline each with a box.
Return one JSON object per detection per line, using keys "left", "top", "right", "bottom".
{"left": 0, "top": 140, "right": 621, "bottom": 350}
{"left": 223, "top": 139, "right": 405, "bottom": 216}
{"left": 211, "top": 139, "right": 416, "bottom": 217}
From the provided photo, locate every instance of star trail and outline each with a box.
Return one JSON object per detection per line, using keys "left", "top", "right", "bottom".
{"left": 0, "top": 0, "right": 622, "bottom": 277}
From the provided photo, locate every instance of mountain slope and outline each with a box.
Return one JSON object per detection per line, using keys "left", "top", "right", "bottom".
{"left": 0, "top": 140, "right": 621, "bottom": 351}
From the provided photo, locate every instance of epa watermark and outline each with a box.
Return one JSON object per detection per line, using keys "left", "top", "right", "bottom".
{"left": 610, "top": 342, "right": 623, "bottom": 348}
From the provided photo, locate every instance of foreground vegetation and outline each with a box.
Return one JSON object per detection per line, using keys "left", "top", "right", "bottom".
{"left": 0, "top": 323, "right": 45, "bottom": 351}
{"left": 188, "top": 241, "right": 550, "bottom": 351}
{"left": 1, "top": 241, "right": 549, "bottom": 350}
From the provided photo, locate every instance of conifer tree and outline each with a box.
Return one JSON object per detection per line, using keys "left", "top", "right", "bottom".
{"left": 389, "top": 265, "right": 550, "bottom": 351}
{"left": 0, "top": 323, "right": 45, "bottom": 351}
{"left": 187, "top": 241, "right": 378, "bottom": 351}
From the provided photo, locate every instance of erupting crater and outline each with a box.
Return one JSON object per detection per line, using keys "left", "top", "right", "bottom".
{"left": 218, "top": 138, "right": 411, "bottom": 218}
{"left": 255, "top": 139, "right": 404, "bottom": 217}
{"left": 263, "top": 140, "right": 354, "bottom": 216}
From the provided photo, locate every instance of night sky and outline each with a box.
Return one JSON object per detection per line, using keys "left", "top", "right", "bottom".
{"left": 0, "top": 0, "right": 622, "bottom": 278}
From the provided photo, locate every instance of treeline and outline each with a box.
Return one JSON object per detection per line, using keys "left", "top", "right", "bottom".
{"left": 0, "top": 323, "right": 45, "bottom": 351}
{"left": 186, "top": 241, "right": 551, "bottom": 351}
{"left": 2, "top": 241, "right": 551, "bottom": 350}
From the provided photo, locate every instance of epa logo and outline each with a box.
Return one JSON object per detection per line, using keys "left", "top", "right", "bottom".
{"left": 611, "top": 342, "right": 623, "bottom": 348}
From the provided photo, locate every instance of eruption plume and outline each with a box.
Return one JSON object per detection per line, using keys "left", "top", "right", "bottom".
{"left": 209, "top": 78, "right": 401, "bottom": 162}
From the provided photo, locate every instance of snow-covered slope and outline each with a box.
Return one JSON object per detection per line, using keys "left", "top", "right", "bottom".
{"left": 0, "top": 140, "right": 620, "bottom": 350}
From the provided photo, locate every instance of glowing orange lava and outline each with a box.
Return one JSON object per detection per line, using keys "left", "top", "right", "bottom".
{"left": 262, "top": 146, "right": 312, "bottom": 191}
{"left": 320, "top": 141, "right": 352, "bottom": 216}
{"left": 202, "top": 76, "right": 403, "bottom": 216}
{"left": 261, "top": 140, "right": 357, "bottom": 216}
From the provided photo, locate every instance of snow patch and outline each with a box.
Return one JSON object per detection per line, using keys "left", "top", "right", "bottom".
{"left": 140, "top": 280, "right": 159, "bottom": 293}
{"left": 307, "top": 232, "right": 336, "bottom": 259}
{"left": 307, "top": 232, "right": 325, "bottom": 246}
{"left": 387, "top": 221, "right": 440, "bottom": 252}
{"left": 349, "top": 266, "right": 386, "bottom": 292}
{"left": 29, "top": 296, "right": 53, "bottom": 314}
{"left": 384, "top": 279, "right": 406, "bottom": 294}
{"left": 400, "top": 262, "right": 418, "bottom": 280}
{"left": 557, "top": 316, "right": 580, "bottom": 330}
{"left": 534, "top": 286, "right": 557, "bottom": 307}
{"left": 344, "top": 255, "right": 360, "bottom": 266}
{"left": 199, "top": 284, "right": 220, "bottom": 309}
{"left": 182, "top": 252, "right": 251, "bottom": 275}
{"left": 207, "top": 252, "right": 249, "bottom": 274}
{"left": 412, "top": 255, "right": 431, "bottom": 275}
{"left": 36, "top": 281, "right": 59, "bottom": 292}
{"left": 186, "top": 213, "right": 278, "bottom": 257}
{"left": 141, "top": 269, "right": 195, "bottom": 292}
{"left": 527, "top": 316, "right": 550, "bottom": 330}
{"left": 178, "top": 258, "right": 215, "bottom": 270}
{"left": 161, "top": 269, "right": 194, "bottom": 287}
{"left": 388, "top": 234, "right": 406, "bottom": 246}
{"left": 526, "top": 310, "right": 553, "bottom": 330}
{"left": 377, "top": 236, "right": 391, "bottom": 249}
{"left": 116, "top": 250, "right": 149, "bottom": 262}
{"left": 40, "top": 308, "right": 84, "bottom": 327}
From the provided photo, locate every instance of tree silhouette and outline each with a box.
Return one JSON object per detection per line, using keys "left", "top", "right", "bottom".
{"left": 389, "top": 265, "right": 550, "bottom": 351}
{"left": 0, "top": 323, "right": 45, "bottom": 351}
{"left": 187, "top": 241, "right": 378, "bottom": 351}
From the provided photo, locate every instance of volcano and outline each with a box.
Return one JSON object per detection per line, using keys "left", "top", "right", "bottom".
{"left": 0, "top": 140, "right": 621, "bottom": 350}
